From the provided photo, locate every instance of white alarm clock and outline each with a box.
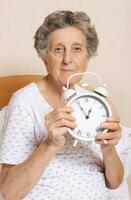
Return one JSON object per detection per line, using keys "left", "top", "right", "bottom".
{"left": 63, "top": 72, "right": 112, "bottom": 146}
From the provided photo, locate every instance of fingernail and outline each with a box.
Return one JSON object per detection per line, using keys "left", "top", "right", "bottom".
{"left": 101, "top": 123, "right": 106, "bottom": 127}
{"left": 74, "top": 123, "right": 77, "bottom": 127}
{"left": 67, "top": 107, "right": 74, "bottom": 111}
{"left": 72, "top": 117, "right": 76, "bottom": 121}
{"left": 70, "top": 107, "right": 74, "bottom": 111}
{"left": 107, "top": 117, "right": 112, "bottom": 121}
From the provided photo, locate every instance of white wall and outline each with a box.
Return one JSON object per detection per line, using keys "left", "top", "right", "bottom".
{"left": 0, "top": 0, "right": 131, "bottom": 126}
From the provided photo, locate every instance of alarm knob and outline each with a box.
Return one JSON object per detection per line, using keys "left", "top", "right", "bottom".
{"left": 63, "top": 87, "right": 76, "bottom": 101}
{"left": 93, "top": 83, "right": 108, "bottom": 97}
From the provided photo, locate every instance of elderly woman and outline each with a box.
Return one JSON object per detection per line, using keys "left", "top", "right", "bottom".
{"left": 0, "top": 10, "right": 123, "bottom": 200}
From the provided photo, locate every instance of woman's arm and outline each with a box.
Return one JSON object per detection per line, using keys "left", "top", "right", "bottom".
{"left": 1, "top": 141, "right": 58, "bottom": 200}
{"left": 1, "top": 106, "right": 76, "bottom": 200}
{"left": 95, "top": 100, "right": 124, "bottom": 189}
{"left": 102, "top": 144, "right": 124, "bottom": 189}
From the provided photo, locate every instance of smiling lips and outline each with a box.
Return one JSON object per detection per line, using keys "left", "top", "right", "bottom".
{"left": 61, "top": 68, "right": 74, "bottom": 72}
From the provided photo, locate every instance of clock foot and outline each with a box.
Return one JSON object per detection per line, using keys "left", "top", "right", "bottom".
{"left": 73, "top": 139, "right": 78, "bottom": 147}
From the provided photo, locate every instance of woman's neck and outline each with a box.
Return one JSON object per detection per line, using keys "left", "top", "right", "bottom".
{"left": 40, "top": 75, "right": 65, "bottom": 107}
{"left": 45, "top": 74, "right": 64, "bottom": 96}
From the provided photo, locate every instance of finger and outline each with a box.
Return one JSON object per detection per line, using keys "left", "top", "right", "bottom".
{"left": 56, "top": 106, "right": 74, "bottom": 113}
{"left": 46, "top": 112, "right": 76, "bottom": 127}
{"left": 102, "top": 138, "right": 120, "bottom": 146}
{"left": 54, "top": 112, "right": 76, "bottom": 122}
{"left": 58, "top": 127, "right": 69, "bottom": 135}
{"left": 96, "top": 131, "right": 121, "bottom": 140}
{"left": 55, "top": 119, "right": 77, "bottom": 129}
{"left": 48, "top": 124, "right": 68, "bottom": 135}
{"left": 95, "top": 139, "right": 108, "bottom": 145}
{"left": 58, "top": 106, "right": 74, "bottom": 113}
{"left": 45, "top": 106, "right": 74, "bottom": 120}
{"left": 107, "top": 116, "right": 120, "bottom": 123}
{"left": 95, "top": 137, "right": 119, "bottom": 146}
{"left": 101, "top": 122, "right": 120, "bottom": 131}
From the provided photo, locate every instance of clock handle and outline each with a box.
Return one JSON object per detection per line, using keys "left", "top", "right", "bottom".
{"left": 73, "top": 139, "right": 78, "bottom": 147}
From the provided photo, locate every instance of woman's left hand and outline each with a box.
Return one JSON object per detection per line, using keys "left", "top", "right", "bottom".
{"left": 95, "top": 99, "right": 122, "bottom": 149}
{"left": 95, "top": 115, "right": 122, "bottom": 148}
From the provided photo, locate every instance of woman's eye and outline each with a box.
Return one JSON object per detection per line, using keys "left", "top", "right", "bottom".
{"left": 54, "top": 47, "right": 64, "bottom": 53}
{"left": 73, "top": 47, "right": 82, "bottom": 53}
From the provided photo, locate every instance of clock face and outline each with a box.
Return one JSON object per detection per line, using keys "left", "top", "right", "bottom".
{"left": 67, "top": 94, "right": 111, "bottom": 141}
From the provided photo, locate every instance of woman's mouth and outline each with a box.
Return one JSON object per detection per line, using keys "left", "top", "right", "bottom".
{"left": 61, "top": 68, "right": 74, "bottom": 72}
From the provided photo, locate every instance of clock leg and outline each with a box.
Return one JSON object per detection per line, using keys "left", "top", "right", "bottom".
{"left": 73, "top": 139, "right": 78, "bottom": 147}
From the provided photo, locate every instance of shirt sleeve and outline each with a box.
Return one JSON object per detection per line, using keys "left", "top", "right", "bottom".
{"left": 116, "top": 126, "right": 131, "bottom": 178}
{"left": 0, "top": 93, "right": 38, "bottom": 164}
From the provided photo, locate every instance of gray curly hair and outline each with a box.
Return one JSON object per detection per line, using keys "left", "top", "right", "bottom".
{"left": 34, "top": 10, "right": 99, "bottom": 59}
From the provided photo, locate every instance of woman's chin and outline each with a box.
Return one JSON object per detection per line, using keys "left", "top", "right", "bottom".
{"left": 54, "top": 72, "right": 83, "bottom": 88}
{"left": 59, "top": 77, "right": 82, "bottom": 88}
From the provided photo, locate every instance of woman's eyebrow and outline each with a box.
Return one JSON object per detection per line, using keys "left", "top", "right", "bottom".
{"left": 51, "top": 42, "right": 83, "bottom": 46}
{"left": 72, "top": 43, "right": 82, "bottom": 46}
{"left": 52, "top": 43, "right": 64, "bottom": 47}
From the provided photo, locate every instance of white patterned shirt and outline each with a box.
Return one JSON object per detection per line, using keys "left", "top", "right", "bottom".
{"left": 0, "top": 83, "right": 128, "bottom": 200}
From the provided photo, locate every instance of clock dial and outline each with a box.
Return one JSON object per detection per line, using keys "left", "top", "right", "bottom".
{"left": 69, "top": 95, "right": 110, "bottom": 140}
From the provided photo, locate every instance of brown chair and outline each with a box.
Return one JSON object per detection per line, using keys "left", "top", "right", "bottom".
{"left": 0, "top": 75, "right": 43, "bottom": 109}
{"left": 0, "top": 75, "right": 43, "bottom": 195}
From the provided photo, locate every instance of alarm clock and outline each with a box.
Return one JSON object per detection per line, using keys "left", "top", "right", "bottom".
{"left": 63, "top": 72, "right": 112, "bottom": 146}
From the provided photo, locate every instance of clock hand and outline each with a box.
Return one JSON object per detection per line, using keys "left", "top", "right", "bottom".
{"left": 76, "top": 101, "right": 88, "bottom": 119}
{"left": 86, "top": 108, "right": 92, "bottom": 119}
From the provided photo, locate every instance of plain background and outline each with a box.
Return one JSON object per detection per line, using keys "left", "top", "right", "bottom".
{"left": 0, "top": 0, "right": 131, "bottom": 126}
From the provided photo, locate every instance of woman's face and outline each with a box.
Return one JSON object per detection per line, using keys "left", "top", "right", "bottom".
{"left": 44, "top": 26, "right": 90, "bottom": 87}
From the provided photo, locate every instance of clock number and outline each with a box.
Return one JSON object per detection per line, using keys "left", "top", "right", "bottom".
{"left": 77, "top": 130, "right": 82, "bottom": 136}
{"left": 84, "top": 97, "right": 88, "bottom": 102}
{"left": 86, "top": 132, "right": 91, "bottom": 137}
{"left": 76, "top": 100, "right": 80, "bottom": 105}
{"left": 102, "top": 114, "right": 107, "bottom": 118}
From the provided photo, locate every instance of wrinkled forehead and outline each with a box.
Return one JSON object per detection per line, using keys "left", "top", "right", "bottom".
{"left": 48, "top": 26, "right": 86, "bottom": 47}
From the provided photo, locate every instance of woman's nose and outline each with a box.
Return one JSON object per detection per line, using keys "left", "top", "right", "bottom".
{"left": 63, "top": 50, "right": 72, "bottom": 64}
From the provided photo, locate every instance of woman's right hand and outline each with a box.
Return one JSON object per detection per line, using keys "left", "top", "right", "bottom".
{"left": 44, "top": 106, "right": 76, "bottom": 151}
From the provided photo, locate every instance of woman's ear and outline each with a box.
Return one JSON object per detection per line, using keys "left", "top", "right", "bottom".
{"left": 43, "top": 59, "right": 47, "bottom": 65}
{"left": 42, "top": 57, "right": 48, "bottom": 66}
{"left": 42, "top": 57, "right": 49, "bottom": 73}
